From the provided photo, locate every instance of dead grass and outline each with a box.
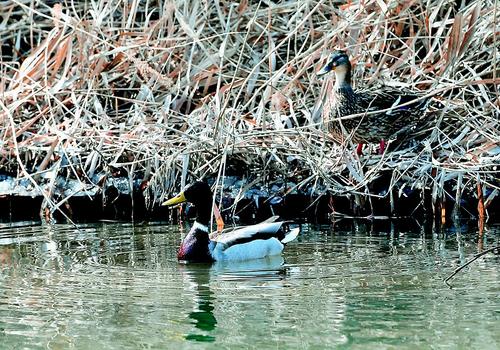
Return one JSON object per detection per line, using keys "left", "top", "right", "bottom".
{"left": 0, "top": 0, "right": 498, "bottom": 221}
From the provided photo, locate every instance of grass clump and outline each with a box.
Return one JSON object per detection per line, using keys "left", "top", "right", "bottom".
{"left": 0, "top": 0, "right": 498, "bottom": 220}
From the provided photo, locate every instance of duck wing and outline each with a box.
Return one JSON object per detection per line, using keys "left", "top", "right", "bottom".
{"left": 354, "top": 87, "right": 430, "bottom": 140}
{"left": 210, "top": 215, "right": 281, "bottom": 238}
{"left": 356, "top": 87, "right": 429, "bottom": 115}
{"left": 213, "top": 222, "right": 287, "bottom": 247}
{"left": 210, "top": 222, "right": 299, "bottom": 261}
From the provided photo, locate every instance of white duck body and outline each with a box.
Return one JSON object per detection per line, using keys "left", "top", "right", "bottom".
{"left": 210, "top": 222, "right": 299, "bottom": 262}
{"left": 163, "top": 181, "right": 299, "bottom": 263}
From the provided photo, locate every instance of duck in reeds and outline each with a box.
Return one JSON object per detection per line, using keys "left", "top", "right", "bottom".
{"left": 317, "top": 50, "right": 431, "bottom": 155}
{"left": 162, "top": 181, "right": 299, "bottom": 263}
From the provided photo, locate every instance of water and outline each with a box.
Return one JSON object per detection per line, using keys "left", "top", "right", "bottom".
{"left": 0, "top": 221, "right": 499, "bottom": 349}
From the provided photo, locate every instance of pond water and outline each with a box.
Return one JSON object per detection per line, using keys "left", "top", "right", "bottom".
{"left": 0, "top": 221, "right": 499, "bottom": 349}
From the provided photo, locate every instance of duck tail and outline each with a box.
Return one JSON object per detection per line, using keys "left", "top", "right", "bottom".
{"left": 281, "top": 227, "right": 300, "bottom": 244}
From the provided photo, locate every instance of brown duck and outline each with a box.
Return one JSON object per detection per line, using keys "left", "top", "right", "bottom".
{"left": 317, "top": 50, "right": 430, "bottom": 155}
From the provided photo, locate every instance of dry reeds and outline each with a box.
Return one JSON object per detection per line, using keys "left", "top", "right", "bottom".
{"left": 0, "top": 0, "right": 498, "bottom": 221}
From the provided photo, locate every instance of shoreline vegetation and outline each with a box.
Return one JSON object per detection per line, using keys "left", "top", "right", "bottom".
{"left": 0, "top": 1, "right": 498, "bottom": 225}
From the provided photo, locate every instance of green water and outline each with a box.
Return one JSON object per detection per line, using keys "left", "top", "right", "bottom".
{"left": 0, "top": 222, "right": 499, "bottom": 349}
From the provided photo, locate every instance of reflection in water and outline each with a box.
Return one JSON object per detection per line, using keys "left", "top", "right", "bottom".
{"left": 179, "top": 256, "right": 288, "bottom": 343}
{"left": 0, "top": 222, "right": 499, "bottom": 349}
{"left": 180, "top": 264, "right": 217, "bottom": 342}
{"left": 212, "top": 255, "right": 286, "bottom": 279}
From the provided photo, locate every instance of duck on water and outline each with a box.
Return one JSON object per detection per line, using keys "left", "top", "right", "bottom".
{"left": 162, "top": 181, "right": 299, "bottom": 263}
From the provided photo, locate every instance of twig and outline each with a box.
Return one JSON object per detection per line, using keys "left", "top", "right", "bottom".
{"left": 444, "top": 246, "right": 500, "bottom": 287}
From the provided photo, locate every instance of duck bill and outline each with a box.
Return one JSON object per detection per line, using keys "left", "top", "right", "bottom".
{"left": 317, "top": 64, "right": 333, "bottom": 76}
{"left": 162, "top": 192, "right": 186, "bottom": 206}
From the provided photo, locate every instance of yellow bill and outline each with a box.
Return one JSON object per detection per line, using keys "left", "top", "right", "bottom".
{"left": 162, "top": 191, "right": 186, "bottom": 206}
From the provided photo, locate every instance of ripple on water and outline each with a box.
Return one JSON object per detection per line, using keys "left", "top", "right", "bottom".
{"left": 0, "top": 223, "right": 499, "bottom": 349}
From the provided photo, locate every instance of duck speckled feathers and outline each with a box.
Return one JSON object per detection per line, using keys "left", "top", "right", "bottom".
{"left": 317, "top": 50, "right": 431, "bottom": 154}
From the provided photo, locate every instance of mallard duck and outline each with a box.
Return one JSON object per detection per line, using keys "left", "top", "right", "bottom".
{"left": 317, "top": 50, "right": 431, "bottom": 155}
{"left": 162, "top": 181, "right": 299, "bottom": 263}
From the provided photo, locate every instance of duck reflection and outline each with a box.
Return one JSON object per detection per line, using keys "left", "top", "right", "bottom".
{"left": 179, "top": 264, "right": 217, "bottom": 342}
{"left": 212, "top": 255, "right": 286, "bottom": 280}
{"left": 179, "top": 256, "right": 286, "bottom": 343}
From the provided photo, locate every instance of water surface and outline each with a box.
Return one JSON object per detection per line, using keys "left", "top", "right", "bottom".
{"left": 0, "top": 221, "right": 499, "bottom": 349}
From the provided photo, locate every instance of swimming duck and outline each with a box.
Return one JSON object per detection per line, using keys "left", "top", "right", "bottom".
{"left": 162, "top": 181, "right": 299, "bottom": 263}
{"left": 317, "top": 50, "right": 431, "bottom": 155}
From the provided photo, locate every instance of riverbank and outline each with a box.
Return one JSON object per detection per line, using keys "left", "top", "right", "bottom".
{"left": 1, "top": 1, "right": 498, "bottom": 223}
{"left": 1, "top": 173, "right": 498, "bottom": 228}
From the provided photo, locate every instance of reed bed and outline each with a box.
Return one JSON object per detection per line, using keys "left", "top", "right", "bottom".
{"left": 0, "top": 0, "right": 498, "bottom": 221}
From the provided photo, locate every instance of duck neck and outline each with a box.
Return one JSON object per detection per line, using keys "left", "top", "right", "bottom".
{"left": 178, "top": 196, "right": 213, "bottom": 262}
{"left": 179, "top": 220, "right": 212, "bottom": 262}
{"left": 334, "top": 65, "right": 353, "bottom": 92}
{"left": 193, "top": 196, "right": 212, "bottom": 228}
